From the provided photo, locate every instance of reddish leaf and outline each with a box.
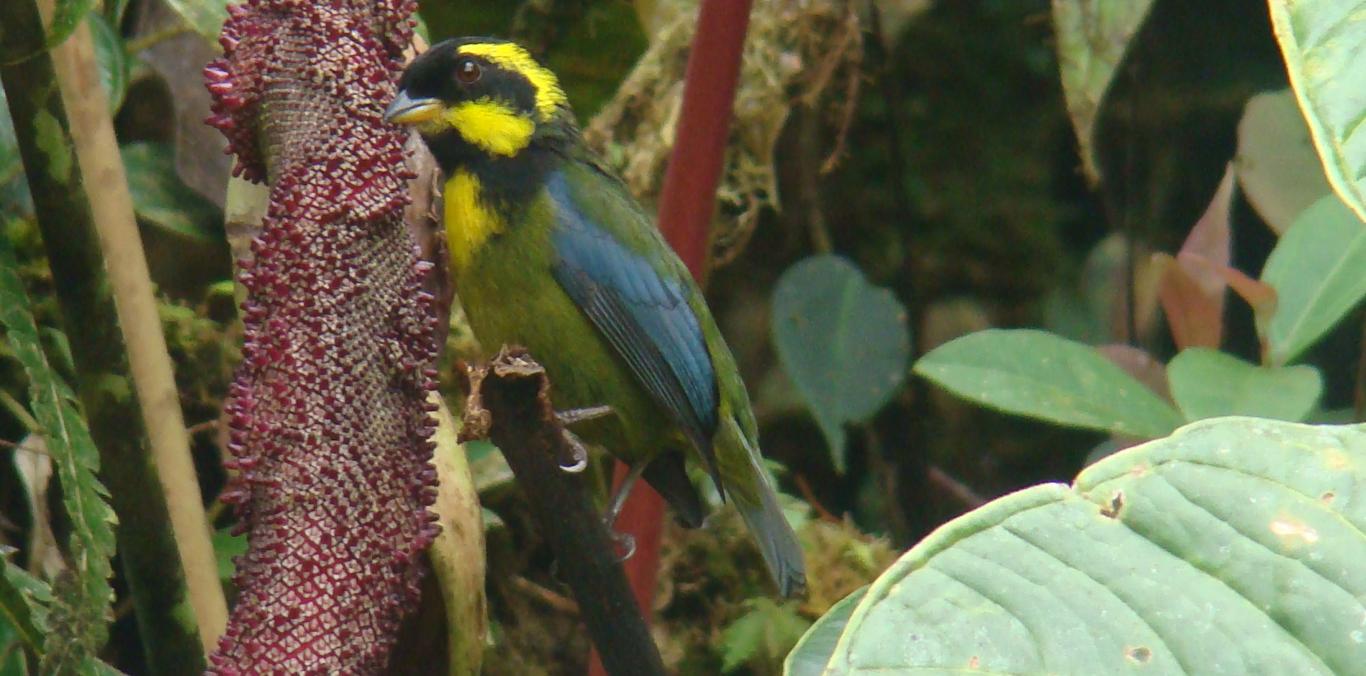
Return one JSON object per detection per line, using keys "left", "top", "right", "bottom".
{"left": 1184, "top": 165, "right": 1235, "bottom": 271}
{"left": 1156, "top": 253, "right": 1219, "bottom": 349}
{"left": 1157, "top": 166, "right": 1234, "bottom": 349}
{"left": 1220, "top": 265, "right": 1279, "bottom": 358}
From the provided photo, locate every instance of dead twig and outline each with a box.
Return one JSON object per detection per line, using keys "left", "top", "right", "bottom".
{"left": 510, "top": 575, "right": 581, "bottom": 615}
{"left": 927, "top": 466, "right": 987, "bottom": 510}
{"left": 794, "top": 474, "right": 840, "bottom": 524}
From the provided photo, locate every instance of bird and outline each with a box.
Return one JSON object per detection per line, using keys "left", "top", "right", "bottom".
{"left": 385, "top": 37, "right": 805, "bottom": 597}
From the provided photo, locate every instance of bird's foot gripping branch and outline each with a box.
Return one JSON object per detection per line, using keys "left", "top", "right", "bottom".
{"left": 204, "top": 0, "right": 441, "bottom": 672}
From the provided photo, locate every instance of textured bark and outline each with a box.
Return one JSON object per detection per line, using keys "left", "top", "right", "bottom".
{"left": 460, "top": 350, "right": 664, "bottom": 676}
{"left": 204, "top": 0, "right": 440, "bottom": 672}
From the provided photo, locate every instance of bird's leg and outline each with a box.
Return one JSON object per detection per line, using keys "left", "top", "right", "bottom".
{"left": 602, "top": 462, "right": 646, "bottom": 561}
{"left": 553, "top": 405, "right": 613, "bottom": 473}
{"left": 605, "top": 461, "right": 646, "bottom": 528}
{"left": 556, "top": 404, "right": 613, "bottom": 426}
{"left": 551, "top": 403, "right": 637, "bottom": 559}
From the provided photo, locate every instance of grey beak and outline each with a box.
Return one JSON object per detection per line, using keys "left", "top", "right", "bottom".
{"left": 384, "top": 91, "right": 443, "bottom": 125}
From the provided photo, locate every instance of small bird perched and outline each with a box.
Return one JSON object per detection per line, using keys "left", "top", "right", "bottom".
{"left": 386, "top": 37, "right": 805, "bottom": 596}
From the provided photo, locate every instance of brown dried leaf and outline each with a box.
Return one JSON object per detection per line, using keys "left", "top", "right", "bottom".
{"left": 1156, "top": 167, "right": 1235, "bottom": 349}
{"left": 1095, "top": 344, "right": 1170, "bottom": 401}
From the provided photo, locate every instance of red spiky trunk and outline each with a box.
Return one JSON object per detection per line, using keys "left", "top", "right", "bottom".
{"left": 204, "top": 1, "right": 439, "bottom": 672}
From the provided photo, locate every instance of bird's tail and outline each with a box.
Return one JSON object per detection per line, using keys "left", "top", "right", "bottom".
{"left": 719, "top": 416, "right": 807, "bottom": 597}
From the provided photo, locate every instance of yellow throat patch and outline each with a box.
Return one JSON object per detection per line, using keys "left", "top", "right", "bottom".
{"left": 443, "top": 99, "right": 535, "bottom": 157}
{"left": 443, "top": 169, "right": 504, "bottom": 272}
{"left": 456, "top": 42, "right": 567, "bottom": 122}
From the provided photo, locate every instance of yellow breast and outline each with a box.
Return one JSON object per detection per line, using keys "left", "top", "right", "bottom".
{"left": 443, "top": 169, "right": 504, "bottom": 273}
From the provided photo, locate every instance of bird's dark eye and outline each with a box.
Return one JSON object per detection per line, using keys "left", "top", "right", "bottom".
{"left": 454, "top": 58, "right": 482, "bottom": 85}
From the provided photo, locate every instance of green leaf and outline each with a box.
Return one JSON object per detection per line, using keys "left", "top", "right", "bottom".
{"left": 0, "top": 0, "right": 93, "bottom": 63}
{"left": 783, "top": 587, "right": 866, "bottom": 676}
{"left": 796, "top": 417, "right": 1366, "bottom": 674}
{"left": 914, "top": 329, "right": 1182, "bottom": 438}
{"left": 121, "top": 143, "right": 223, "bottom": 241}
{"left": 1168, "top": 348, "right": 1321, "bottom": 422}
{"left": 1, "top": 609, "right": 28, "bottom": 676}
{"left": 0, "top": 87, "right": 19, "bottom": 193}
{"left": 413, "top": 13, "right": 430, "bottom": 45}
{"left": 771, "top": 255, "right": 910, "bottom": 471}
{"left": 46, "top": 0, "right": 98, "bottom": 52}
{"left": 720, "top": 599, "right": 810, "bottom": 673}
{"left": 211, "top": 528, "right": 246, "bottom": 585}
{"left": 86, "top": 14, "right": 128, "bottom": 114}
{"left": 1260, "top": 194, "right": 1366, "bottom": 364}
{"left": 0, "top": 561, "right": 51, "bottom": 661}
{"left": 720, "top": 604, "right": 765, "bottom": 673}
{"left": 0, "top": 14, "right": 123, "bottom": 199}
{"left": 0, "top": 239, "right": 116, "bottom": 660}
{"left": 1268, "top": 0, "right": 1366, "bottom": 225}
{"left": 163, "top": 0, "right": 231, "bottom": 41}
{"left": 1235, "top": 89, "right": 1333, "bottom": 235}
{"left": 90, "top": 660, "right": 123, "bottom": 676}
{"left": 468, "top": 440, "right": 513, "bottom": 494}
{"left": 105, "top": 0, "right": 133, "bottom": 27}
{"left": 1051, "top": 0, "right": 1157, "bottom": 184}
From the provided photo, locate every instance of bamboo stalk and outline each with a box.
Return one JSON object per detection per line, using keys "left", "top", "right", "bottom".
{"left": 48, "top": 18, "right": 228, "bottom": 653}
{"left": 427, "top": 395, "right": 488, "bottom": 675}
{"left": 0, "top": 1, "right": 219, "bottom": 669}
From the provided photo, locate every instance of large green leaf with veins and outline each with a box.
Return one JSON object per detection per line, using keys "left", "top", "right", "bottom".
{"left": 1051, "top": 0, "right": 1157, "bottom": 184}
{"left": 1268, "top": 0, "right": 1366, "bottom": 224}
{"left": 788, "top": 417, "right": 1366, "bottom": 675}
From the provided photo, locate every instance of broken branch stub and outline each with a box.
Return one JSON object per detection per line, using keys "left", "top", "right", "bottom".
{"left": 458, "top": 348, "right": 665, "bottom": 676}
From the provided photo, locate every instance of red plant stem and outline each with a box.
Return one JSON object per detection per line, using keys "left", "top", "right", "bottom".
{"left": 655, "top": 0, "right": 753, "bottom": 280}
{"left": 590, "top": 2, "right": 752, "bottom": 673}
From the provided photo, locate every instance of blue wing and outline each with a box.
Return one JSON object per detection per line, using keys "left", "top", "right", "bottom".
{"left": 546, "top": 170, "right": 721, "bottom": 486}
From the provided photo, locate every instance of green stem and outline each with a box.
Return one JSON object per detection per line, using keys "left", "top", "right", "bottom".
{"left": 123, "top": 25, "right": 193, "bottom": 55}
{"left": 0, "top": 161, "right": 21, "bottom": 189}
{"left": 0, "top": 1, "right": 207, "bottom": 672}
{"left": 1355, "top": 312, "right": 1365, "bottom": 422}
{"left": 0, "top": 389, "right": 40, "bottom": 432}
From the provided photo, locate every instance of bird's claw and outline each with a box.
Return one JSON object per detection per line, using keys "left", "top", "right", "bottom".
{"left": 554, "top": 405, "right": 609, "bottom": 473}
{"left": 607, "top": 527, "right": 636, "bottom": 562}
{"left": 557, "top": 427, "right": 589, "bottom": 473}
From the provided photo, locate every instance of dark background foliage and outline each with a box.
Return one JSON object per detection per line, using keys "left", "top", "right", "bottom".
{"left": 3, "top": 0, "right": 1363, "bottom": 673}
